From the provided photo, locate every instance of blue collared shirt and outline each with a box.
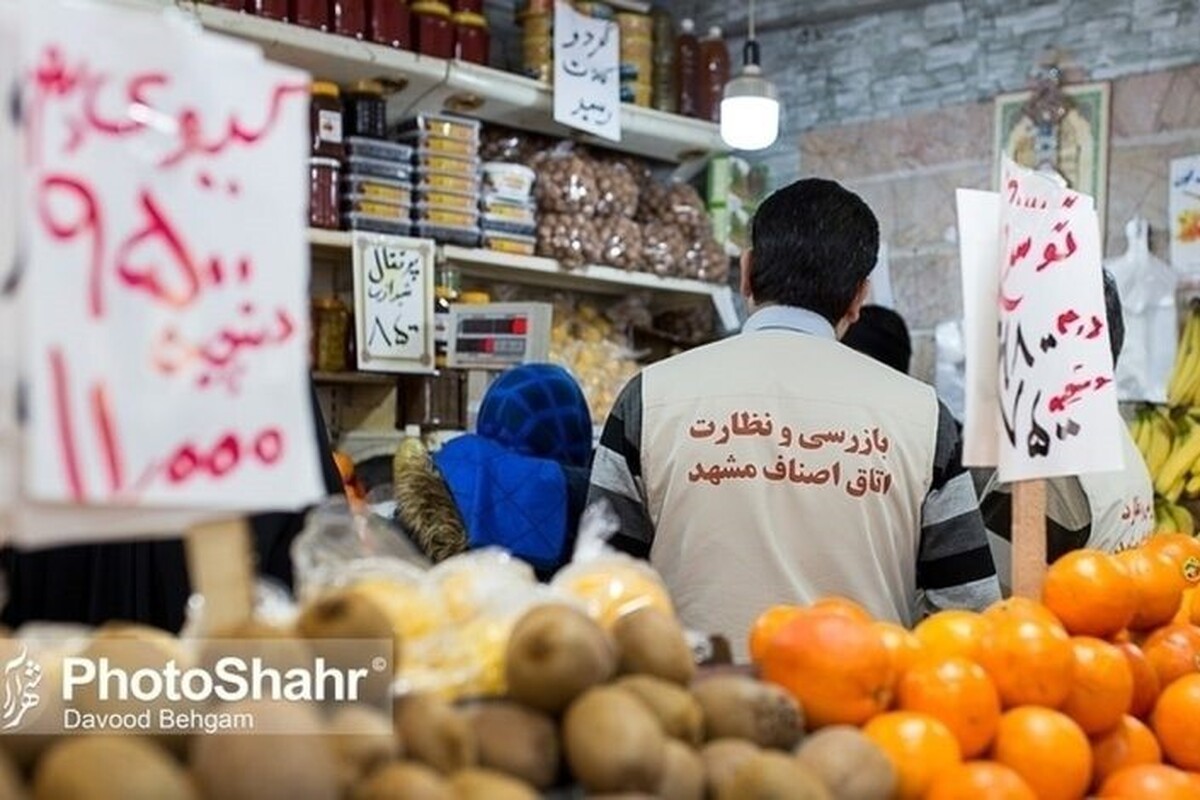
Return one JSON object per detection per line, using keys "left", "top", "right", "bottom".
{"left": 741, "top": 305, "right": 836, "bottom": 340}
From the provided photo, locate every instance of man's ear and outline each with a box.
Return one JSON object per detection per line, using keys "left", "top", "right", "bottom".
{"left": 836, "top": 280, "right": 872, "bottom": 338}
{"left": 739, "top": 249, "right": 753, "bottom": 300}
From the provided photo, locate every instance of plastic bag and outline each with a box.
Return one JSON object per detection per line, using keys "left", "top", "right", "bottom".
{"left": 1105, "top": 217, "right": 1178, "bottom": 403}
{"left": 594, "top": 160, "right": 640, "bottom": 218}
{"left": 684, "top": 237, "right": 730, "bottom": 283}
{"left": 598, "top": 216, "right": 643, "bottom": 270}
{"left": 551, "top": 501, "right": 675, "bottom": 630}
{"left": 536, "top": 212, "right": 603, "bottom": 268}
{"left": 641, "top": 220, "right": 688, "bottom": 276}
{"left": 532, "top": 145, "right": 599, "bottom": 215}
{"left": 639, "top": 180, "right": 710, "bottom": 237}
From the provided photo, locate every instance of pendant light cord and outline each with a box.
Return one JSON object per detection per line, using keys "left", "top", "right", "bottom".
{"left": 749, "top": 0, "right": 756, "bottom": 41}
{"left": 744, "top": 0, "right": 761, "bottom": 67}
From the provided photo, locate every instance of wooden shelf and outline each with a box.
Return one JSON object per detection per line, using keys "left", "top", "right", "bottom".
{"left": 127, "top": 1, "right": 723, "bottom": 164}
{"left": 311, "top": 370, "right": 397, "bottom": 386}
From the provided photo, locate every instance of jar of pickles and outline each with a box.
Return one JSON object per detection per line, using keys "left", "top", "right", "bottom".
{"left": 413, "top": 1, "right": 454, "bottom": 59}
{"left": 312, "top": 297, "right": 351, "bottom": 373}
{"left": 453, "top": 11, "right": 489, "bottom": 65}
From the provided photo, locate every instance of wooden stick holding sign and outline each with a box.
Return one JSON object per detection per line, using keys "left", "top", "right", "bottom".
{"left": 1011, "top": 479, "right": 1048, "bottom": 598}
{"left": 184, "top": 518, "right": 256, "bottom": 635}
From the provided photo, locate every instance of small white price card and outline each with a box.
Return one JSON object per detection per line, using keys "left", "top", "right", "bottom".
{"left": 553, "top": 0, "right": 621, "bottom": 142}
{"left": 351, "top": 233, "right": 435, "bottom": 374}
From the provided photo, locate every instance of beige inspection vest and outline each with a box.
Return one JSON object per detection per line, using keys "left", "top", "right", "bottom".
{"left": 640, "top": 330, "right": 939, "bottom": 660}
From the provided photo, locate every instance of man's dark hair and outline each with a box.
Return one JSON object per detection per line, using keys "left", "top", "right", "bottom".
{"left": 842, "top": 305, "right": 912, "bottom": 374}
{"left": 749, "top": 178, "right": 880, "bottom": 325}
{"left": 1102, "top": 269, "right": 1125, "bottom": 363}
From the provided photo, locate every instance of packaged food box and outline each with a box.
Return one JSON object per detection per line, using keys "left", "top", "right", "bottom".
{"left": 342, "top": 194, "right": 410, "bottom": 221}
{"left": 414, "top": 203, "right": 481, "bottom": 228}
{"left": 415, "top": 188, "right": 480, "bottom": 212}
{"left": 417, "top": 169, "right": 482, "bottom": 195}
{"left": 481, "top": 162, "right": 536, "bottom": 201}
{"left": 396, "top": 131, "right": 479, "bottom": 159}
{"left": 481, "top": 214, "right": 536, "bottom": 237}
{"left": 342, "top": 176, "right": 412, "bottom": 206}
{"left": 345, "top": 154, "right": 413, "bottom": 182}
{"left": 344, "top": 212, "right": 412, "bottom": 237}
{"left": 415, "top": 148, "right": 481, "bottom": 177}
{"left": 415, "top": 221, "right": 481, "bottom": 247}
{"left": 395, "top": 112, "right": 482, "bottom": 143}
{"left": 481, "top": 195, "right": 536, "bottom": 226}
{"left": 345, "top": 136, "right": 414, "bottom": 163}
{"left": 482, "top": 230, "right": 537, "bottom": 256}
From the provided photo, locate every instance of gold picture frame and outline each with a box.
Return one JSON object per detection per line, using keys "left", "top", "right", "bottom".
{"left": 993, "top": 80, "right": 1111, "bottom": 238}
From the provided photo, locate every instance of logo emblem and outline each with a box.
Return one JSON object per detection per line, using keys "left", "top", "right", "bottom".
{"left": 1183, "top": 556, "right": 1200, "bottom": 585}
{"left": 1, "top": 646, "right": 43, "bottom": 731}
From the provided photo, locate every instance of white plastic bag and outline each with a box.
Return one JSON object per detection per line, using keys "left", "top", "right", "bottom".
{"left": 1105, "top": 218, "right": 1178, "bottom": 402}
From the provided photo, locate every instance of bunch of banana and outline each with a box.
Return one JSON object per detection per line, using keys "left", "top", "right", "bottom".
{"left": 1166, "top": 304, "right": 1200, "bottom": 407}
{"left": 1130, "top": 404, "right": 1200, "bottom": 502}
{"left": 1155, "top": 497, "right": 1196, "bottom": 535}
{"left": 1131, "top": 405, "right": 1175, "bottom": 482}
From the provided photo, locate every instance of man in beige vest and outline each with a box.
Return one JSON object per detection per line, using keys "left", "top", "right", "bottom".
{"left": 588, "top": 179, "right": 1001, "bottom": 661}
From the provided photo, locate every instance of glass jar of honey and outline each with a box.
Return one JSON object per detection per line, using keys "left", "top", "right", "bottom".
{"left": 312, "top": 297, "right": 351, "bottom": 373}
{"left": 412, "top": 1, "right": 454, "bottom": 59}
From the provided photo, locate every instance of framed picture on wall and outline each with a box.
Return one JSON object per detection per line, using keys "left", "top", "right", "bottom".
{"left": 993, "top": 80, "right": 1111, "bottom": 238}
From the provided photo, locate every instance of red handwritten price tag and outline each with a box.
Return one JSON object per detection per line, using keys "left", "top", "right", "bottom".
{"left": 958, "top": 158, "right": 1123, "bottom": 481}
{"left": 8, "top": 1, "right": 323, "bottom": 540}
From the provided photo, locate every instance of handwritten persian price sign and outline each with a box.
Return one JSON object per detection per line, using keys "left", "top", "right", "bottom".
{"left": 1169, "top": 154, "right": 1200, "bottom": 272}
{"left": 553, "top": 0, "right": 620, "bottom": 142}
{"left": 0, "top": 4, "right": 20, "bottom": 529}
{"left": 351, "top": 233, "right": 435, "bottom": 373}
{"left": 958, "top": 158, "right": 1122, "bottom": 482}
{"left": 6, "top": 1, "right": 323, "bottom": 545}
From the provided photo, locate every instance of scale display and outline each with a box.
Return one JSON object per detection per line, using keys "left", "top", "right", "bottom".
{"left": 446, "top": 302, "right": 553, "bottom": 370}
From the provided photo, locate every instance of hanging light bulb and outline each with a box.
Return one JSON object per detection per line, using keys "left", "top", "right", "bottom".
{"left": 720, "top": 0, "right": 780, "bottom": 151}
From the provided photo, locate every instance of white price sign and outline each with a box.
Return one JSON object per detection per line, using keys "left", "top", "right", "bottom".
{"left": 351, "top": 233, "right": 435, "bottom": 373}
{"left": 553, "top": 0, "right": 621, "bottom": 142}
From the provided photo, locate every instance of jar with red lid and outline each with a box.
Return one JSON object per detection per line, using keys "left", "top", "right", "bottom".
{"left": 290, "top": 0, "right": 329, "bottom": 30}
{"left": 309, "top": 157, "right": 341, "bottom": 230}
{"left": 368, "top": 1, "right": 411, "bottom": 49}
{"left": 311, "top": 81, "right": 345, "bottom": 159}
{"left": 333, "top": 0, "right": 367, "bottom": 38}
{"left": 412, "top": 1, "right": 454, "bottom": 59}
{"left": 247, "top": 0, "right": 288, "bottom": 19}
{"left": 453, "top": 11, "right": 489, "bottom": 64}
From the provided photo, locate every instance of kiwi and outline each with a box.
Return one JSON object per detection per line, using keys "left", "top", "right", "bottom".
{"left": 616, "top": 674, "right": 705, "bottom": 745}
{"left": 563, "top": 685, "right": 666, "bottom": 794}
{"left": 718, "top": 752, "right": 833, "bottom": 800}
{"left": 296, "top": 591, "right": 398, "bottom": 706}
{"left": 351, "top": 762, "right": 452, "bottom": 800}
{"left": 794, "top": 725, "right": 897, "bottom": 800}
{"left": 326, "top": 704, "right": 401, "bottom": 790}
{"left": 691, "top": 675, "right": 805, "bottom": 749}
{"left": 465, "top": 701, "right": 559, "bottom": 789}
{"left": 613, "top": 606, "right": 696, "bottom": 685}
{"left": 394, "top": 693, "right": 477, "bottom": 774}
{"left": 191, "top": 701, "right": 340, "bottom": 800}
{"left": 449, "top": 767, "right": 539, "bottom": 800}
{"left": 35, "top": 735, "right": 196, "bottom": 800}
{"left": 656, "top": 739, "right": 705, "bottom": 800}
{"left": 700, "top": 738, "right": 761, "bottom": 798}
{"left": 505, "top": 605, "right": 617, "bottom": 715}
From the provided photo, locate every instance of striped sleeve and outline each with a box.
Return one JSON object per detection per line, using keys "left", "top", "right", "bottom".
{"left": 980, "top": 476, "right": 1090, "bottom": 563}
{"left": 586, "top": 374, "right": 655, "bottom": 558}
{"left": 917, "top": 402, "right": 1003, "bottom": 613}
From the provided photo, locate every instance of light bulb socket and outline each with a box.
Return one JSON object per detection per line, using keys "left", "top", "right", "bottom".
{"left": 742, "top": 38, "right": 761, "bottom": 68}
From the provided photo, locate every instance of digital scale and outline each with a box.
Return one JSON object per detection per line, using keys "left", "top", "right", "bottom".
{"left": 446, "top": 302, "right": 553, "bottom": 370}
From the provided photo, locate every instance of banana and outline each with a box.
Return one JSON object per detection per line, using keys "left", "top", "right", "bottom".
{"left": 1167, "top": 312, "right": 1200, "bottom": 406}
{"left": 1180, "top": 317, "right": 1200, "bottom": 406}
{"left": 1167, "top": 476, "right": 1187, "bottom": 504}
{"left": 1145, "top": 411, "right": 1175, "bottom": 479}
{"left": 1186, "top": 474, "right": 1200, "bottom": 499}
{"left": 1172, "top": 503, "right": 1196, "bottom": 536}
{"left": 1131, "top": 413, "right": 1151, "bottom": 457}
{"left": 1154, "top": 417, "right": 1200, "bottom": 497}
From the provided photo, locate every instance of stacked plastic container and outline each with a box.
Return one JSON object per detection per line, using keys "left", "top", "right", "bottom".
{"left": 480, "top": 162, "right": 538, "bottom": 255}
{"left": 341, "top": 136, "right": 414, "bottom": 235}
{"left": 395, "top": 113, "right": 483, "bottom": 247}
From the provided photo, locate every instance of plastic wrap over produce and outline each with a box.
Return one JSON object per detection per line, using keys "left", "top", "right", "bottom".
{"left": 549, "top": 300, "right": 641, "bottom": 421}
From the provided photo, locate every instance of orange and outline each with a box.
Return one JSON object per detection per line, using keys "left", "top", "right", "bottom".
{"left": 1090, "top": 715, "right": 1162, "bottom": 790}
{"left": 1173, "top": 588, "right": 1200, "bottom": 626}
{"left": 977, "top": 618, "right": 1075, "bottom": 709}
{"left": 925, "top": 761, "right": 1036, "bottom": 800}
{"left": 1042, "top": 550, "right": 1137, "bottom": 638}
{"left": 1115, "top": 548, "right": 1187, "bottom": 631}
{"left": 760, "top": 610, "right": 893, "bottom": 728}
{"left": 1152, "top": 673, "right": 1200, "bottom": 770}
{"left": 992, "top": 707, "right": 1092, "bottom": 800}
{"left": 809, "top": 596, "right": 874, "bottom": 622}
{"left": 1099, "top": 764, "right": 1198, "bottom": 799}
{"left": 862, "top": 711, "right": 962, "bottom": 800}
{"left": 914, "top": 610, "right": 994, "bottom": 663}
{"left": 1143, "top": 533, "right": 1200, "bottom": 585}
{"left": 897, "top": 656, "right": 1001, "bottom": 758}
{"left": 748, "top": 604, "right": 803, "bottom": 664}
{"left": 1142, "top": 623, "right": 1200, "bottom": 688}
{"left": 984, "top": 596, "right": 1065, "bottom": 628}
{"left": 1118, "top": 641, "right": 1162, "bottom": 719}
{"left": 1060, "top": 637, "right": 1134, "bottom": 735}
{"left": 875, "top": 621, "right": 925, "bottom": 682}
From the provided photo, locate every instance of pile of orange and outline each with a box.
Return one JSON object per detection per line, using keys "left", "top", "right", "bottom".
{"left": 749, "top": 533, "right": 1200, "bottom": 799}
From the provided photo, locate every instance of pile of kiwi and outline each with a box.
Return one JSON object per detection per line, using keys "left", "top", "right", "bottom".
{"left": 0, "top": 592, "right": 899, "bottom": 799}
